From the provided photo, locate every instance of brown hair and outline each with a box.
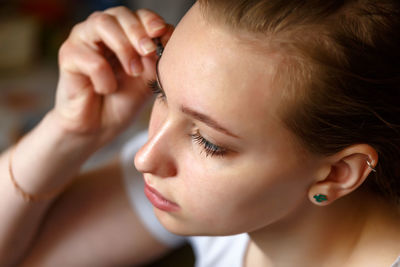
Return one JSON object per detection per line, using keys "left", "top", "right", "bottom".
{"left": 198, "top": 0, "right": 400, "bottom": 204}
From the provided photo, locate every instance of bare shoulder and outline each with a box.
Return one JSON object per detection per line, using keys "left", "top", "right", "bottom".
{"left": 21, "top": 157, "right": 171, "bottom": 266}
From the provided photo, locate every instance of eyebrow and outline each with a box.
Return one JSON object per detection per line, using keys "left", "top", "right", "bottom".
{"left": 155, "top": 57, "right": 241, "bottom": 139}
{"left": 180, "top": 106, "right": 240, "bottom": 138}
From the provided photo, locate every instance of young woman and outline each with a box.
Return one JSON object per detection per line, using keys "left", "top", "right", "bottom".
{"left": 1, "top": 0, "right": 399, "bottom": 266}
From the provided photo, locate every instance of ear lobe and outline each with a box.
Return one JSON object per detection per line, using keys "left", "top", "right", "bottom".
{"left": 308, "top": 145, "right": 378, "bottom": 206}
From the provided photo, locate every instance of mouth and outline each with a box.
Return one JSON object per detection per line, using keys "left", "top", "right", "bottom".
{"left": 144, "top": 182, "right": 180, "bottom": 212}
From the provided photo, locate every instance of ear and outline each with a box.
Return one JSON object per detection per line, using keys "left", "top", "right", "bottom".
{"left": 308, "top": 144, "right": 378, "bottom": 206}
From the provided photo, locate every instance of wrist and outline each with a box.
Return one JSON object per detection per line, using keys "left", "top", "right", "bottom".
{"left": 9, "top": 112, "right": 100, "bottom": 199}
{"left": 44, "top": 110, "right": 103, "bottom": 151}
{"left": 47, "top": 108, "right": 127, "bottom": 149}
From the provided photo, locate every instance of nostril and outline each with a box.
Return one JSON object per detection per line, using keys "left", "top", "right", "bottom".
{"left": 161, "top": 162, "right": 178, "bottom": 178}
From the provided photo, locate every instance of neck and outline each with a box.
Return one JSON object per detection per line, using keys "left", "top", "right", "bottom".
{"left": 247, "top": 189, "right": 400, "bottom": 267}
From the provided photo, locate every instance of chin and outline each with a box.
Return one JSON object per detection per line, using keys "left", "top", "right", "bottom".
{"left": 154, "top": 209, "right": 245, "bottom": 236}
{"left": 154, "top": 208, "right": 211, "bottom": 236}
{"left": 153, "top": 208, "right": 188, "bottom": 234}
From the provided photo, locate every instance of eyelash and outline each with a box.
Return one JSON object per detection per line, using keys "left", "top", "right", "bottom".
{"left": 147, "top": 80, "right": 227, "bottom": 158}
{"left": 191, "top": 131, "right": 227, "bottom": 157}
{"left": 147, "top": 79, "right": 166, "bottom": 100}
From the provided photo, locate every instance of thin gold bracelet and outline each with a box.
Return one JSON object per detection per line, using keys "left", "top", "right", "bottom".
{"left": 8, "top": 143, "right": 69, "bottom": 203}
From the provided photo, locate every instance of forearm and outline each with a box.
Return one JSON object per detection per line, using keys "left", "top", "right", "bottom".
{"left": 0, "top": 111, "right": 98, "bottom": 265}
{"left": 0, "top": 5, "right": 170, "bottom": 265}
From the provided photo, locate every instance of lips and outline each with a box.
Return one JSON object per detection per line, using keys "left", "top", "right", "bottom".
{"left": 144, "top": 182, "right": 180, "bottom": 212}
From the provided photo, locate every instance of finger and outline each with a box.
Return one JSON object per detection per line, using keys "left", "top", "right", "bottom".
{"left": 160, "top": 24, "right": 174, "bottom": 46}
{"left": 139, "top": 24, "right": 174, "bottom": 81}
{"left": 105, "top": 7, "right": 166, "bottom": 56}
{"left": 75, "top": 12, "right": 141, "bottom": 77}
{"left": 59, "top": 41, "right": 117, "bottom": 95}
{"left": 136, "top": 8, "right": 168, "bottom": 37}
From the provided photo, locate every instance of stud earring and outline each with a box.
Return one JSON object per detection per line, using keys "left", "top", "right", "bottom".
{"left": 313, "top": 194, "right": 328, "bottom": 203}
{"left": 366, "top": 159, "right": 376, "bottom": 172}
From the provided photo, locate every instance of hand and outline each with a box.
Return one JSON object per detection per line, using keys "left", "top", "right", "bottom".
{"left": 53, "top": 7, "right": 173, "bottom": 144}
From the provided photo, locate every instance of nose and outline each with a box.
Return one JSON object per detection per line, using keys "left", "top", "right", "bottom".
{"left": 134, "top": 121, "right": 178, "bottom": 178}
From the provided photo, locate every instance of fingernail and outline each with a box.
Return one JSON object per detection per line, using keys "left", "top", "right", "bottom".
{"left": 140, "top": 38, "right": 156, "bottom": 55}
{"left": 150, "top": 20, "right": 165, "bottom": 33}
{"left": 131, "top": 59, "right": 143, "bottom": 76}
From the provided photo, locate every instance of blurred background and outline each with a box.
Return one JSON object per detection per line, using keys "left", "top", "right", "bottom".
{"left": 0, "top": 0, "right": 195, "bottom": 265}
{"left": 0, "top": 0, "right": 194, "bottom": 165}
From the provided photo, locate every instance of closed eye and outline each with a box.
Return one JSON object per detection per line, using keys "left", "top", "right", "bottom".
{"left": 190, "top": 131, "right": 227, "bottom": 157}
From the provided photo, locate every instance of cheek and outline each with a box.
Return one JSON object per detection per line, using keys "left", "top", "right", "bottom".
{"left": 171, "top": 155, "right": 312, "bottom": 235}
{"left": 163, "top": 152, "right": 242, "bottom": 233}
{"left": 172, "top": 157, "right": 260, "bottom": 233}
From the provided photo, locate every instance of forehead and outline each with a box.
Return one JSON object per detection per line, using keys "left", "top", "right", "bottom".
{"left": 159, "top": 3, "right": 285, "bottom": 139}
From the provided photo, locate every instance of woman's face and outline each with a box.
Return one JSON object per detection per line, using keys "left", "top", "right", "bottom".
{"left": 134, "top": 3, "right": 321, "bottom": 236}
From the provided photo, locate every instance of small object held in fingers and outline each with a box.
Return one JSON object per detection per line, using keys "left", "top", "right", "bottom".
{"left": 153, "top": 37, "right": 164, "bottom": 57}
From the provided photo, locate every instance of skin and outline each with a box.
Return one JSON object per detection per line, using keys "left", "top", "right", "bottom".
{"left": 135, "top": 3, "right": 321, "bottom": 236}
{"left": 0, "top": 2, "right": 399, "bottom": 266}
{"left": 0, "top": 7, "right": 173, "bottom": 265}
{"left": 135, "top": 3, "right": 400, "bottom": 266}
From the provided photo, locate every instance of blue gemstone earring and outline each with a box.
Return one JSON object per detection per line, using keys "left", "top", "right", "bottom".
{"left": 313, "top": 194, "right": 328, "bottom": 203}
